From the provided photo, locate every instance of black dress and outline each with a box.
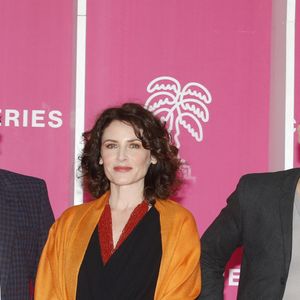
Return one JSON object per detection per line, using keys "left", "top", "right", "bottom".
{"left": 76, "top": 206, "right": 162, "bottom": 300}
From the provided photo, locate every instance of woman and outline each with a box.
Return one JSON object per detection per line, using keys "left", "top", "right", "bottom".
{"left": 35, "top": 102, "right": 201, "bottom": 299}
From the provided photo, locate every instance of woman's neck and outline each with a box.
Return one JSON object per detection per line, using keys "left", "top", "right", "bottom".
{"left": 109, "top": 183, "right": 144, "bottom": 210}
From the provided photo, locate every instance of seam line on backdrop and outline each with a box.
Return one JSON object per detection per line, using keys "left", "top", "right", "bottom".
{"left": 284, "top": 0, "right": 296, "bottom": 169}
{"left": 73, "top": 0, "right": 87, "bottom": 205}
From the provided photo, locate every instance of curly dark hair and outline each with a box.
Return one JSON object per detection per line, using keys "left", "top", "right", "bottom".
{"left": 80, "top": 102, "right": 182, "bottom": 203}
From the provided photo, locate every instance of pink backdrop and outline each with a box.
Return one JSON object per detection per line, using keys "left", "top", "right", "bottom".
{"left": 2, "top": 1, "right": 298, "bottom": 299}
{"left": 0, "top": 0, "right": 76, "bottom": 218}
{"left": 85, "top": 1, "right": 271, "bottom": 298}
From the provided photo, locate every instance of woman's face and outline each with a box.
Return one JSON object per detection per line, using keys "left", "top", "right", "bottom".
{"left": 100, "top": 120, "right": 156, "bottom": 188}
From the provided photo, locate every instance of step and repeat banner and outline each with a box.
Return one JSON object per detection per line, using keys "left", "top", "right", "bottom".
{"left": 1, "top": 0, "right": 299, "bottom": 299}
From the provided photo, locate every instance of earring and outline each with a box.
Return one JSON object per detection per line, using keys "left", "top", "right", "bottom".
{"left": 99, "top": 158, "right": 103, "bottom": 165}
{"left": 150, "top": 156, "right": 157, "bottom": 165}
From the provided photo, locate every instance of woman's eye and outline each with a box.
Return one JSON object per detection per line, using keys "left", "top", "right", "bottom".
{"left": 105, "top": 143, "right": 117, "bottom": 149}
{"left": 129, "top": 143, "right": 141, "bottom": 149}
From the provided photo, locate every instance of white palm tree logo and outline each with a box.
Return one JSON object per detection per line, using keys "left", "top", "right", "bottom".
{"left": 145, "top": 76, "right": 212, "bottom": 180}
{"left": 145, "top": 76, "right": 212, "bottom": 148}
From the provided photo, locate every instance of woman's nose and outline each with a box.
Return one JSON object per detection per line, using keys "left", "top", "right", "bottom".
{"left": 117, "top": 146, "right": 128, "bottom": 161}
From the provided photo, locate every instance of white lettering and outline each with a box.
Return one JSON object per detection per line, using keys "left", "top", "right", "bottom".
{"left": 23, "top": 109, "right": 29, "bottom": 127}
{"left": 31, "top": 110, "right": 46, "bottom": 127}
{"left": 48, "top": 110, "right": 63, "bottom": 128}
{"left": 5, "top": 109, "right": 20, "bottom": 127}
{"left": 0, "top": 108, "right": 63, "bottom": 128}
{"left": 228, "top": 268, "right": 240, "bottom": 286}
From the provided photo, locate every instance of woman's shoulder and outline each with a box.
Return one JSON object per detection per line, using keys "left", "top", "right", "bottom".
{"left": 155, "top": 199, "right": 199, "bottom": 240}
{"left": 60, "top": 200, "right": 97, "bottom": 218}
{"left": 155, "top": 199, "right": 196, "bottom": 221}
{"left": 54, "top": 196, "right": 106, "bottom": 228}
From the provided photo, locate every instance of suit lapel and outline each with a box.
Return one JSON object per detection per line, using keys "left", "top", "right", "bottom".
{"left": 279, "top": 169, "right": 300, "bottom": 277}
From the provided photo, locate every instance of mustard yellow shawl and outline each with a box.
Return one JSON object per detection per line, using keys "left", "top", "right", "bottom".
{"left": 35, "top": 193, "right": 201, "bottom": 299}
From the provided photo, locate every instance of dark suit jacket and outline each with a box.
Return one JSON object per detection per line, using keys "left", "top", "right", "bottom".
{"left": 0, "top": 169, "right": 54, "bottom": 300}
{"left": 199, "top": 168, "right": 300, "bottom": 300}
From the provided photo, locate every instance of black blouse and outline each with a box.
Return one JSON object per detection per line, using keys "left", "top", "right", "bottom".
{"left": 76, "top": 206, "right": 162, "bottom": 300}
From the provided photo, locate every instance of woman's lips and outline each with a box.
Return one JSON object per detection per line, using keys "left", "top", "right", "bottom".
{"left": 113, "top": 166, "right": 132, "bottom": 172}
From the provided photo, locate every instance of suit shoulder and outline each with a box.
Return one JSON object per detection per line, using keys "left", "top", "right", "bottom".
{"left": 0, "top": 168, "right": 45, "bottom": 186}
{"left": 239, "top": 168, "right": 300, "bottom": 186}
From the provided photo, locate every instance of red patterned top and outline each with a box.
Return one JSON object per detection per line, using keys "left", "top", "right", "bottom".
{"left": 98, "top": 201, "right": 149, "bottom": 265}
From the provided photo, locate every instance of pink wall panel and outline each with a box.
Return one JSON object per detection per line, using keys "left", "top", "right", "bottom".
{"left": 0, "top": 0, "right": 76, "bottom": 217}
{"left": 85, "top": 1, "right": 272, "bottom": 298}
{"left": 85, "top": 0, "right": 271, "bottom": 229}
